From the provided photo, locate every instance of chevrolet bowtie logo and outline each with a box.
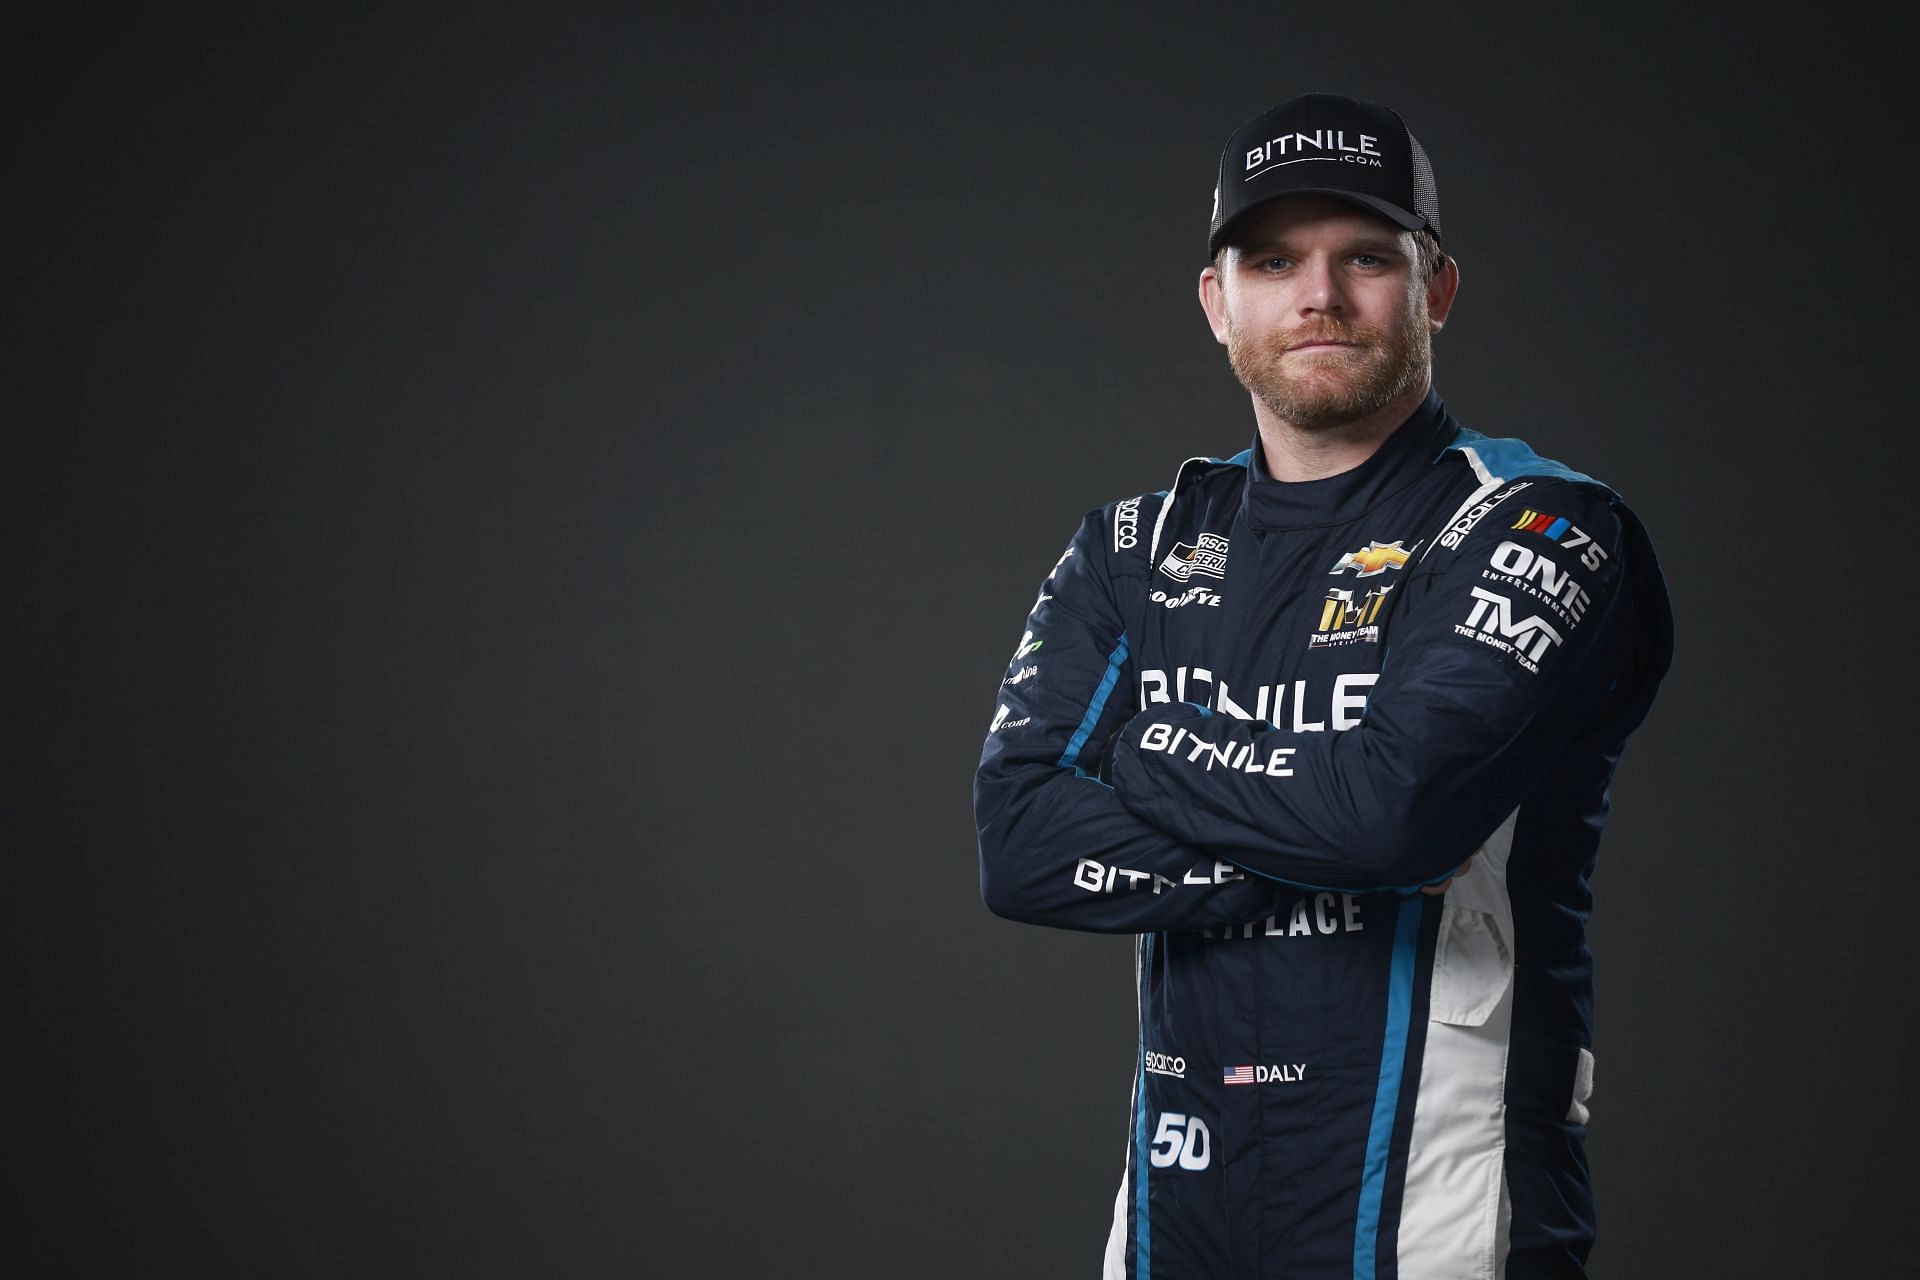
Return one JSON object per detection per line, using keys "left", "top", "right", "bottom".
{"left": 1330, "top": 540, "right": 1415, "bottom": 578}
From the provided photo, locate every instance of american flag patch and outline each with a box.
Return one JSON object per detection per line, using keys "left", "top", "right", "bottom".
{"left": 1222, "top": 1065, "right": 1255, "bottom": 1086}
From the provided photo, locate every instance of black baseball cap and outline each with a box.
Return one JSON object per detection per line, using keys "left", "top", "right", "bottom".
{"left": 1208, "top": 93, "right": 1442, "bottom": 257}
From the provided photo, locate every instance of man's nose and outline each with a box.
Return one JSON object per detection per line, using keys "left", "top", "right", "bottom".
{"left": 1297, "top": 256, "right": 1347, "bottom": 314}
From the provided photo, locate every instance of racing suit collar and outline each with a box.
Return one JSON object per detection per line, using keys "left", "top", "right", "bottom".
{"left": 1242, "top": 388, "right": 1459, "bottom": 532}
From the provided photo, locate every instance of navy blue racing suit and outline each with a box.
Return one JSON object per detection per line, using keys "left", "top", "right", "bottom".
{"left": 974, "top": 391, "right": 1673, "bottom": 1279}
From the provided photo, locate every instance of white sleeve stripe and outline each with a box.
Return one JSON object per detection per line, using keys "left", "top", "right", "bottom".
{"left": 1148, "top": 456, "right": 1214, "bottom": 564}
{"left": 1460, "top": 443, "right": 1496, "bottom": 487}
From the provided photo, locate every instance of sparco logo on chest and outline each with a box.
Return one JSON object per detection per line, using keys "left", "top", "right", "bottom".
{"left": 1145, "top": 1050, "right": 1186, "bottom": 1079}
{"left": 1159, "top": 533, "right": 1229, "bottom": 582}
{"left": 1114, "top": 497, "right": 1141, "bottom": 551}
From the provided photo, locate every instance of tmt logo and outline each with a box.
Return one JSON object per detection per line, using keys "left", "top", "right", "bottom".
{"left": 1309, "top": 584, "right": 1390, "bottom": 649}
{"left": 1319, "top": 585, "right": 1391, "bottom": 632}
{"left": 1462, "top": 587, "right": 1565, "bottom": 662}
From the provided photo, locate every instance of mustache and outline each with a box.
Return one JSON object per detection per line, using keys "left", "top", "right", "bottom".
{"left": 1282, "top": 324, "right": 1377, "bottom": 350}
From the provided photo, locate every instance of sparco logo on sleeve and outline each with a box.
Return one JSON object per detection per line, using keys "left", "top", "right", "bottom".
{"left": 1159, "top": 533, "right": 1230, "bottom": 582}
{"left": 1438, "top": 481, "right": 1532, "bottom": 550}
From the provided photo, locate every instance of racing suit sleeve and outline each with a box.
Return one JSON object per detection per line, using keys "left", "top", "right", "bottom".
{"left": 975, "top": 507, "right": 1288, "bottom": 932}
{"left": 1108, "top": 481, "right": 1637, "bottom": 892}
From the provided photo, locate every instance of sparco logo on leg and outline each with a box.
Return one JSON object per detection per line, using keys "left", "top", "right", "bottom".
{"left": 1145, "top": 1051, "right": 1186, "bottom": 1079}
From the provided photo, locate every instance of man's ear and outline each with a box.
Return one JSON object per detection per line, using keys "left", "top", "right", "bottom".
{"left": 1198, "top": 262, "right": 1230, "bottom": 345}
{"left": 1427, "top": 254, "right": 1461, "bottom": 335}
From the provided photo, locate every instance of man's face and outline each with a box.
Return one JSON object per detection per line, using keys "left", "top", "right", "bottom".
{"left": 1199, "top": 195, "right": 1455, "bottom": 432}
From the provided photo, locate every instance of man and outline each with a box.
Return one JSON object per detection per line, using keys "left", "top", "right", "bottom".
{"left": 974, "top": 92, "right": 1673, "bottom": 1279}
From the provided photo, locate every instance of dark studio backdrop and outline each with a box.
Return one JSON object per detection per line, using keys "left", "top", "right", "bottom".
{"left": 13, "top": 4, "right": 1915, "bottom": 1275}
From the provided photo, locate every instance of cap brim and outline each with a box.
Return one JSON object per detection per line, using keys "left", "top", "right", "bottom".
{"left": 1210, "top": 189, "right": 1428, "bottom": 257}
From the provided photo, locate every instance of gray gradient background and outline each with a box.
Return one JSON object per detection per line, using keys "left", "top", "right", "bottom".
{"left": 13, "top": 4, "right": 1914, "bottom": 1276}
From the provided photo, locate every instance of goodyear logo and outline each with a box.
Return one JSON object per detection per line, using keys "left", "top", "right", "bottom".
{"left": 1329, "top": 540, "right": 1414, "bottom": 578}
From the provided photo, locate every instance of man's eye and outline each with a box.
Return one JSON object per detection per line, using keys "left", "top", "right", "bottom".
{"left": 1352, "top": 255, "right": 1382, "bottom": 267}
{"left": 1259, "top": 257, "right": 1291, "bottom": 271}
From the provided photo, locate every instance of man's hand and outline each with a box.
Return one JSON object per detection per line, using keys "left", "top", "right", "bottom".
{"left": 1419, "top": 855, "right": 1475, "bottom": 896}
